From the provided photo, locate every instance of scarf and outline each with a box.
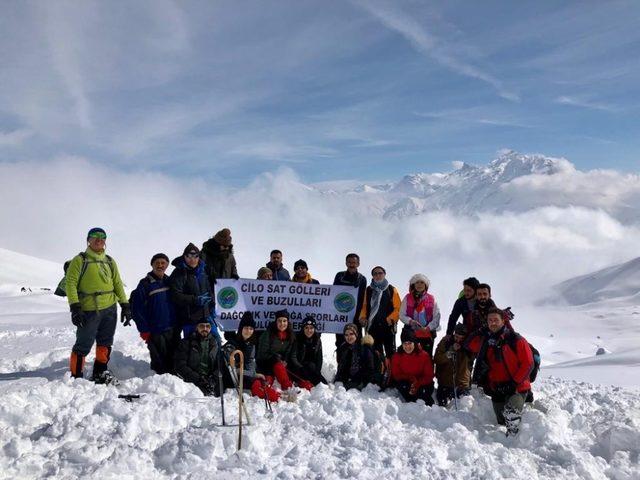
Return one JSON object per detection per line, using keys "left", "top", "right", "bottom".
{"left": 293, "top": 273, "right": 314, "bottom": 283}
{"left": 368, "top": 279, "right": 389, "bottom": 326}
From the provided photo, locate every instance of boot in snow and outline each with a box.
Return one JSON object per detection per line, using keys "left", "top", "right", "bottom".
{"left": 503, "top": 404, "right": 521, "bottom": 437}
{"left": 282, "top": 388, "right": 298, "bottom": 403}
{"left": 92, "top": 370, "right": 120, "bottom": 386}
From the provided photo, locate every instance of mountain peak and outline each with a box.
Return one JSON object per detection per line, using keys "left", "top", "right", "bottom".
{"left": 489, "top": 150, "right": 575, "bottom": 179}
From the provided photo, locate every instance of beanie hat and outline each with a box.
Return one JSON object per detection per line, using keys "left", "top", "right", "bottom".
{"left": 343, "top": 323, "right": 358, "bottom": 336}
{"left": 463, "top": 277, "right": 480, "bottom": 290}
{"left": 371, "top": 266, "right": 386, "bottom": 275}
{"left": 302, "top": 315, "right": 317, "bottom": 329}
{"left": 409, "top": 273, "right": 430, "bottom": 289}
{"left": 238, "top": 311, "right": 256, "bottom": 331}
{"left": 294, "top": 259, "right": 308, "bottom": 270}
{"left": 453, "top": 324, "right": 468, "bottom": 336}
{"left": 87, "top": 227, "right": 106, "bottom": 240}
{"left": 150, "top": 253, "right": 170, "bottom": 266}
{"left": 274, "top": 309, "right": 290, "bottom": 320}
{"left": 400, "top": 326, "right": 417, "bottom": 343}
{"left": 257, "top": 267, "right": 272, "bottom": 279}
{"left": 183, "top": 243, "right": 200, "bottom": 256}
{"left": 213, "top": 228, "right": 232, "bottom": 247}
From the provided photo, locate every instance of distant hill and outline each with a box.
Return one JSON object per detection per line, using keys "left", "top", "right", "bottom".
{"left": 0, "top": 248, "right": 61, "bottom": 287}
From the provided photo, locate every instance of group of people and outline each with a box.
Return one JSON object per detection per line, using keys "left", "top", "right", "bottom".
{"left": 62, "top": 227, "right": 536, "bottom": 436}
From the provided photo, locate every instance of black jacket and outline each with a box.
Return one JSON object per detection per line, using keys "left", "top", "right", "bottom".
{"left": 169, "top": 257, "right": 215, "bottom": 327}
{"left": 201, "top": 238, "right": 239, "bottom": 283}
{"left": 174, "top": 332, "right": 219, "bottom": 383}
{"left": 333, "top": 271, "right": 367, "bottom": 322}
{"left": 446, "top": 297, "right": 475, "bottom": 335}
{"left": 290, "top": 331, "right": 323, "bottom": 375}
{"left": 224, "top": 333, "right": 257, "bottom": 379}
{"left": 335, "top": 342, "right": 375, "bottom": 390}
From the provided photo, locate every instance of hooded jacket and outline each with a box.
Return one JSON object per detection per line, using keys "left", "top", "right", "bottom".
{"left": 290, "top": 331, "right": 323, "bottom": 375}
{"left": 169, "top": 256, "right": 215, "bottom": 327}
{"left": 201, "top": 238, "right": 239, "bottom": 282}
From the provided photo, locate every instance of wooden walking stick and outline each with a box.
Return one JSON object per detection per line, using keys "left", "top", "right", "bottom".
{"left": 229, "top": 349, "right": 244, "bottom": 450}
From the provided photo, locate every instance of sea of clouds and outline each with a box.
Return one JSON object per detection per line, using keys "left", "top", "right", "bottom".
{"left": 4, "top": 156, "right": 640, "bottom": 309}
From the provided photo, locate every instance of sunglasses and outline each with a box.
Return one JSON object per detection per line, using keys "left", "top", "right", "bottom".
{"left": 88, "top": 233, "right": 107, "bottom": 240}
{"left": 185, "top": 252, "right": 200, "bottom": 258}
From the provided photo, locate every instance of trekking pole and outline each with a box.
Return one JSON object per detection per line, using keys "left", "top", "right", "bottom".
{"left": 216, "top": 343, "right": 226, "bottom": 426}
{"left": 225, "top": 353, "right": 252, "bottom": 425}
{"left": 230, "top": 350, "right": 244, "bottom": 451}
{"left": 452, "top": 350, "right": 459, "bottom": 411}
{"left": 261, "top": 379, "right": 273, "bottom": 415}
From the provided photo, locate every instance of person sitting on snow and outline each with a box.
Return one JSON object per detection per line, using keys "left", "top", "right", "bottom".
{"left": 334, "top": 323, "right": 376, "bottom": 391}
{"left": 130, "top": 253, "right": 180, "bottom": 375}
{"left": 390, "top": 327, "right": 434, "bottom": 405}
{"left": 466, "top": 307, "right": 534, "bottom": 436}
{"left": 434, "top": 323, "right": 472, "bottom": 406}
{"left": 289, "top": 315, "right": 327, "bottom": 389}
{"left": 256, "top": 309, "right": 298, "bottom": 401}
{"left": 174, "top": 320, "right": 221, "bottom": 396}
{"left": 223, "top": 312, "right": 281, "bottom": 402}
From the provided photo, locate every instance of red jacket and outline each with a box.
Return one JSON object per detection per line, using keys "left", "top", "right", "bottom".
{"left": 390, "top": 348, "right": 434, "bottom": 388}
{"left": 467, "top": 328, "right": 533, "bottom": 393}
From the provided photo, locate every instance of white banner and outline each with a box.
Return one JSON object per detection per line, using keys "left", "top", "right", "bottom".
{"left": 214, "top": 279, "right": 358, "bottom": 333}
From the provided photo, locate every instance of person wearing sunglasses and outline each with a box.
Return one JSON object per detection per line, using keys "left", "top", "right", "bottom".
{"left": 66, "top": 227, "right": 130, "bottom": 385}
{"left": 169, "top": 243, "right": 217, "bottom": 338}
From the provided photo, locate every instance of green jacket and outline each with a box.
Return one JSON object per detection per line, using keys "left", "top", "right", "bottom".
{"left": 65, "top": 248, "right": 127, "bottom": 311}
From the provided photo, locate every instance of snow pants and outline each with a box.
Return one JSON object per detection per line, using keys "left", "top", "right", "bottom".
{"left": 148, "top": 327, "right": 181, "bottom": 375}
{"left": 70, "top": 304, "right": 116, "bottom": 378}
{"left": 436, "top": 385, "right": 471, "bottom": 407}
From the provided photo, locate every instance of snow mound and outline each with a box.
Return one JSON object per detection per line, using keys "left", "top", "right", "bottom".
{"left": 551, "top": 257, "right": 640, "bottom": 306}
{"left": 0, "top": 248, "right": 61, "bottom": 288}
{"left": 0, "top": 375, "right": 638, "bottom": 478}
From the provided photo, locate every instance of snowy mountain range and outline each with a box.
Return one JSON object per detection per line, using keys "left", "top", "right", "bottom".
{"left": 313, "top": 150, "right": 640, "bottom": 223}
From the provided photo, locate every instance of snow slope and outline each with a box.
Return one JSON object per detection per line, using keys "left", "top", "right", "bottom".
{"left": 1, "top": 250, "right": 639, "bottom": 478}
{"left": 550, "top": 256, "right": 640, "bottom": 306}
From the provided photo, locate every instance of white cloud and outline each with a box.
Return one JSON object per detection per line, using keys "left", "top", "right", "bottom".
{"left": 351, "top": 0, "right": 519, "bottom": 101}
{"left": 555, "top": 96, "right": 619, "bottom": 112}
{"left": 1, "top": 158, "right": 639, "bottom": 310}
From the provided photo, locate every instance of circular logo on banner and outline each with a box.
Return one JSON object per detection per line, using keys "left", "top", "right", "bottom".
{"left": 334, "top": 292, "right": 356, "bottom": 313}
{"left": 217, "top": 287, "right": 239, "bottom": 309}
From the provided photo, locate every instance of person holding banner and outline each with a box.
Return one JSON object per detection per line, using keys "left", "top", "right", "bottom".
{"left": 399, "top": 274, "right": 441, "bottom": 357}
{"left": 292, "top": 259, "right": 320, "bottom": 284}
{"left": 359, "top": 266, "right": 401, "bottom": 359}
{"left": 290, "top": 316, "right": 327, "bottom": 388}
{"left": 256, "top": 309, "right": 298, "bottom": 400}
{"left": 335, "top": 323, "right": 376, "bottom": 391}
{"left": 333, "top": 253, "right": 367, "bottom": 354}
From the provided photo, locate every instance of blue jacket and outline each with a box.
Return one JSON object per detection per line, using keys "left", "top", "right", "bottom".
{"left": 131, "top": 272, "right": 177, "bottom": 334}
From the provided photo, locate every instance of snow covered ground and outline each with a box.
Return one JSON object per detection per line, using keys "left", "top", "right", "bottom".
{"left": 0, "top": 251, "right": 639, "bottom": 479}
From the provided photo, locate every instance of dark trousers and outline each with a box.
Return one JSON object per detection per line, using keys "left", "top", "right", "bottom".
{"left": 396, "top": 380, "right": 434, "bottom": 406}
{"left": 436, "top": 385, "right": 471, "bottom": 406}
{"left": 72, "top": 304, "right": 117, "bottom": 356}
{"left": 368, "top": 321, "right": 396, "bottom": 358}
{"left": 291, "top": 366, "right": 328, "bottom": 386}
{"left": 148, "top": 328, "right": 181, "bottom": 375}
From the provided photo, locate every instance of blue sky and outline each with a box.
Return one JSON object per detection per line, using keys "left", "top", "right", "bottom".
{"left": 0, "top": 0, "right": 638, "bottom": 184}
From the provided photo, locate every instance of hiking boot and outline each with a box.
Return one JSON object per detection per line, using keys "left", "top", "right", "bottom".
{"left": 92, "top": 370, "right": 120, "bottom": 386}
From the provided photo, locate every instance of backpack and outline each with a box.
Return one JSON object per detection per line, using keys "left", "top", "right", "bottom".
{"left": 507, "top": 335, "right": 540, "bottom": 383}
{"left": 54, "top": 252, "right": 114, "bottom": 298}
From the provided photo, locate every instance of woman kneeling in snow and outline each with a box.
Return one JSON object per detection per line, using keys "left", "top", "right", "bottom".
{"left": 256, "top": 309, "right": 298, "bottom": 400}
{"left": 289, "top": 315, "right": 328, "bottom": 389}
{"left": 335, "top": 323, "right": 376, "bottom": 390}
{"left": 224, "top": 312, "right": 280, "bottom": 402}
{"left": 390, "top": 327, "right": 435, "bottom": 405}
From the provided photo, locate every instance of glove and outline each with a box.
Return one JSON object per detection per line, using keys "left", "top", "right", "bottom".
{"left": 70, "top": 303, "right": 84, "bottom": 327}
{"left": 120, "top": 303, "right": 132, "bottom": 326}
{"left": 140, "top": 332, "right": 151, "bottom": 343}
{"left": 195, "top": 293, "right": 212, "bottom": 307}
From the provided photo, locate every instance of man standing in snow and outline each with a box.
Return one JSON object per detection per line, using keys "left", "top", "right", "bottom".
{"left": 131, "top": 253, "right": 180, "bottom": 375}
{"left": 466, "top": 308, "right": 534, "bottom": 436}
{"left": 333, "top": 254, "right": 367, "bottom": 351}
{"left": 434, "top": 323, "right": 472, "bottom": 406}
{"left": 66, "top": 227, "right": 130, "bottom": 384}
{"left": 201, "top": 227, "right": 239, "bottom": 284}
{"left": 266, "top": 249, "right": 291, "bottom": 281}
